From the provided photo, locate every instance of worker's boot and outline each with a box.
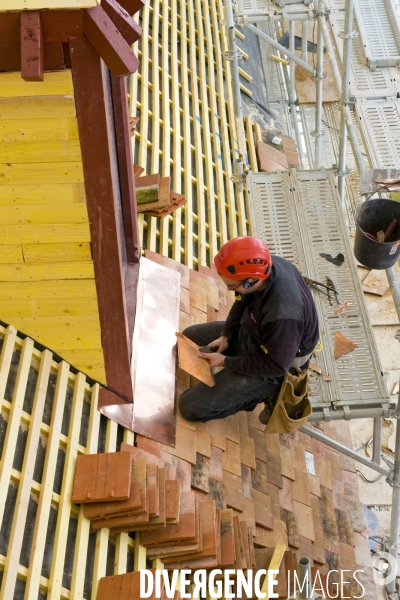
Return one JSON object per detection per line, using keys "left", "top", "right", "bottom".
{"left": 258, "top": 394, "right": 278, "bottom": 425}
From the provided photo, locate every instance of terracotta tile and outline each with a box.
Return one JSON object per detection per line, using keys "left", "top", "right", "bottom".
{"left": 247, "top": 404, "right": 266, "bottom": 431}
{"left": 353, "top": 533, "right": 372, "bottom": 569}
{"left": 271, "top": 500, "right": 281, "bottom": 520}
{"left": 145, "top": 250, "right": 190, "bottom": 288}
{"left": 279, "top": 445, "right": 295, "bottom": 481}
{"left": 335, "top": 508, "right": 355, "bottom": 546}
{"left": 289, "top": 439, "right": 307, "bottom": 472}
{"left": 291, "top": 469, "right": 311, "bottom": 507}
{"left": 189, "top": 283, "right": 208, "bottom": 313}
{"left": 240, "top": 521, "right": 251, "bottom": 568}
{"left": 224, "top": 484, "right": 244, "bottom": 512}
{"left": 216, "top": 509, "right": 222, "bottom": 565}
{"left": 251, "top": 459, "right": 268, "bottom": 494}
{"left": 164, "top": 500, "right": 217, "bottom": 563}
{"left": 179, "top": 310, "right": 193, "bottom": 332}
{"left": 209, "top": 446, "right": 223, "bottom": 482}
{"left": 223, "top": 469, "right": 242, "bottom": 492}
{"left": 147, "top": 463, "right": 159, "bottom": 517}
{"left": 207, "top": 478, "right": 226, "bottom": 510}
{"left": 140, "top": 491, "right": 197, "bottom": 547}
{"left": 254, "top": 519, "right": 287, "bottom": 548}
{"left": 135, "top": 436, "right": 163, "bottom": 458}
{"left": 266, "top": 451, "right": 283, "bottom": 488}
{"left": 158, "top": 452, "right": 192, "bottom": 492}
{"left": 307, "top": 472, "right": 321, "bottom": 497}
{"left": 191, "top": 453, "right": 210, "bottom": 493}
{"left": 206, "top": 420, "right": 226, "bottom": 451}
{"left": 83, "top": 459, "right": 142, "bottom": 520}
{"left": 205, "top": 284, "right": 220, "bottom": 311}
{"left": 314, "top": 454, "right": 333, "bottom": 490}
{"left": 292, "top": 500, "right": 315, "bottom": 541}
{"left": 225, "top": 414, "right": 240, "bottom": 444}
{"left": 177, "top": 333, "right": 214, "bottom": 389}
{"left": 339, "top": 541, "right": 357, "bottom": 565}
{"left": 206, "top": 305, "right": 221, "bottom": 323}
{"left": 97, "top": 569, "right": 157, "bottom": 600}
{"left": 340, "top": 453, "right": 357, "bottom": 473}
{"left": 149, "top": 468, "right": 166, "bottom": 527}
{"left": 222, "top": 440, "right": 241, "bottom": 477}
{"left": 166, "top": 480, "right": 181, "bottom": 521}
{"left": 72, "top": 452, "right": 131, "bottom": 504}
{"left": 313, "top": 524, "right": 326, "bottom": 565}
{"left": 234, "top": 516, "right": 247, "bottom": 569}
{"left": 163, "top": 422, "right": 197, "bottom": 465}
{"left": 266, "top": 481, "right": 281, "bottom": 505}
{"left": 248, "top": 426, "right": 268, "bottom": 463}
{"left": 180, "top": 286, "right": 191, "bottom": 314}
{"left": 242, "top": 498, "right": 256, "bottom": 537}
{"left": 347, "top": 499, "right": 367, "bottom": 533}
{"left": 279, "top": 476, "right": 293, "bottom": 512}
{"left": 285, "top": 550, "right": 296, "bottom": 595}
{"left": 265, "top": 432, "right": 280, "bottom": 456}
{"left": 190, "top": 306, "right": 207, "bottom": 325}
{"left": 238, "top": 411, "right": 249, "bottom": 436}
{"left": 220, "top": 509, "right": 236, "bottom": 567}
{"left": 342, "top": 470, "right": 360, "bottom": 501}
{"left": 239, "top": 433, "right": 256, "bottom": 470}
{"left": 296, "top": 430, "right": 313, "bottom": 452}
{"left": 252, "top": 490, "right": 273, "bottom": 530}
{"left": 195, "top": 424, "right": 211, "bottom": 458}
{"left": 280, "top": 507, "right": 299, "bottom": 549}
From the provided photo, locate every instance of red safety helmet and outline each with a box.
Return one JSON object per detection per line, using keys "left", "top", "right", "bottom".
{"left": 214, "top": 236, "right": 272, "bottom": 280}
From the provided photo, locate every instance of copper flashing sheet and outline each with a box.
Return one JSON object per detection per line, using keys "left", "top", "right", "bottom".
{"left": 101, "top": 257, "right": 180, "bottom": 445}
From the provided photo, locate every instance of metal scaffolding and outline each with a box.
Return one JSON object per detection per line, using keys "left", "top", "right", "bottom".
{"left": 223, "top": 1, "right": 400, "bottom": 595}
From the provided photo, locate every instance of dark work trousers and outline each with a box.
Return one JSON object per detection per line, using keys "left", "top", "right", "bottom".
{"left": 178, "top": 321, "right": 283, "bottom": 422}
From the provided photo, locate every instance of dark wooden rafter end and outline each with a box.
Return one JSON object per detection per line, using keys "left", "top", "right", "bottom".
{"left": 83, "top": 5, "right": 139, "bottom": 78}
{"left": 101, "top": 0, "right": 142, "bottom": 46}
{"left": 21, "top": 11, "right": 44, "bottom": 81}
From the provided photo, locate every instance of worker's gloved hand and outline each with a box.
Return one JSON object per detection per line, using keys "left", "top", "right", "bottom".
{"left": 198, "top": 352, "right": 226, "bottom": 368}
{"left": 207, "top": 336, "right": 229, "bottom": 354}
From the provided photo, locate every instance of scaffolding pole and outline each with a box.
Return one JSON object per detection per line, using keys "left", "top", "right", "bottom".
{"left": 288, "top": 21, "right": 306, "bottom": 170}
{"left": 337, "top": 0, "right": 356, "bottom": 207}
{"left": 386, "top": 389, "right": 400, "bottom": 595}
{"left": 314, "top": 0, "right": 325, "bottom": 169}
{"left": 318, "top": 11, "right": 365, "bottom": 174}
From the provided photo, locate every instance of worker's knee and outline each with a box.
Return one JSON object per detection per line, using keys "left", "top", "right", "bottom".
{"left": 178, "top": 389, "right": 210, "bottom": 422}
{"left": 181, "top": 324, "right": 198, "bottom": 342}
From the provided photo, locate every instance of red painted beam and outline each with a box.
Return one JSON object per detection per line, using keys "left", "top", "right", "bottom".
{"left": 70, "top": 36, "right": 134, "bottom": 403}
{"left": 111, "top": 74, "right": 141, "bottom": 264}
{"left": 101, "top": 0, "right": 142, "bottom": 46}
{"left": 21, "top": 11, "right": 44, "bottom": 81}
{"left": 83, "top": 5, "right": 139, "bottom": 77}
{"left": 118, "top": 0, "right": 145, "bottom": 16}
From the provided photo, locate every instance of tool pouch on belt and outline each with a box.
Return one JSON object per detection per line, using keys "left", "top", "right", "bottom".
{"left": 264, "top": 370, "right": 311, "bottom": 434}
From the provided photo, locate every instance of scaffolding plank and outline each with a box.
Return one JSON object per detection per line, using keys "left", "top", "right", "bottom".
{"left": 246, "top": 169, "right": 389, "bottom": 415}
{"left": 329, "top": 11, "right": 397, "bottom": 98}
{"left": 354, "top": 0, "right": 400, "bottom": 68}
{"left": 356, "top": 99, "right": 400, "bottom": 169}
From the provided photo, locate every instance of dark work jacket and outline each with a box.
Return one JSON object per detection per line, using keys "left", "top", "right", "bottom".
{"left": 222, "top": 255, "right": 319, "bottom": 378}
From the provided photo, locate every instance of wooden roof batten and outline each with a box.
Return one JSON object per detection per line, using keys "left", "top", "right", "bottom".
{"left": 0, "top": 0, "right": 143, "bottom": 80}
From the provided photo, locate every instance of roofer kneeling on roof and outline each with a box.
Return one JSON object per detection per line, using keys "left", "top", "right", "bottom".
{"left": 179, "top": 236, "right": 319, "bottom": 425}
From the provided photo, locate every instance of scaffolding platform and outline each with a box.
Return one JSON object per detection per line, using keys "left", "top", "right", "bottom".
{"left": 246, "top": 168, "right": 391, "bottom": 421}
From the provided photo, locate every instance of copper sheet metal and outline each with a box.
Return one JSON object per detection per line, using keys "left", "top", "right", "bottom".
{"left": 102, "top": 257, "right": 180, "bottom": 445}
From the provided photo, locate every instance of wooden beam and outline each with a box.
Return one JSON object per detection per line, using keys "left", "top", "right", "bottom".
{"left": 21, "top": 11, "right": 44, "bottom": 82}
{"left": 111, "top": 74, "right": 141, "bottom": 264}
{"left": 83, "top": 5, "right": 139, "bottom": 77}
{"left": 0, "top": 43, "right": 65, "bottom": 72}
{"left": 101, "top": 0, "right": 142, "bottom": 46}
{"left": 70, "top": 36, "right": 133, "bottom": 402}
{"left": 117, "top": 0, "right": 145, "bottom": 16}
{"left": 41, "top": 10, "right": 84, "bottom": 42}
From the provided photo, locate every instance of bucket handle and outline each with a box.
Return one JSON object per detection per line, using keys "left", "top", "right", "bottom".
{"left": 357, "top": 185, "right": 393, "bottom": 226}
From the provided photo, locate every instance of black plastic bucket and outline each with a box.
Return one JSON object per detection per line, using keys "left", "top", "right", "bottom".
{"left": 354, "top": 198, "right": 400, "bottom": 269}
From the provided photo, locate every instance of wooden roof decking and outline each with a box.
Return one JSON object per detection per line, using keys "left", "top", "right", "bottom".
{"left": 0, "top": 71, "right": 106, "bottom": 384}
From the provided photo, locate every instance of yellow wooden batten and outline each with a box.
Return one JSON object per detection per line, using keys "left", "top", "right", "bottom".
{"left": 0, "top": 0, "right": 99, "bottom": 10}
